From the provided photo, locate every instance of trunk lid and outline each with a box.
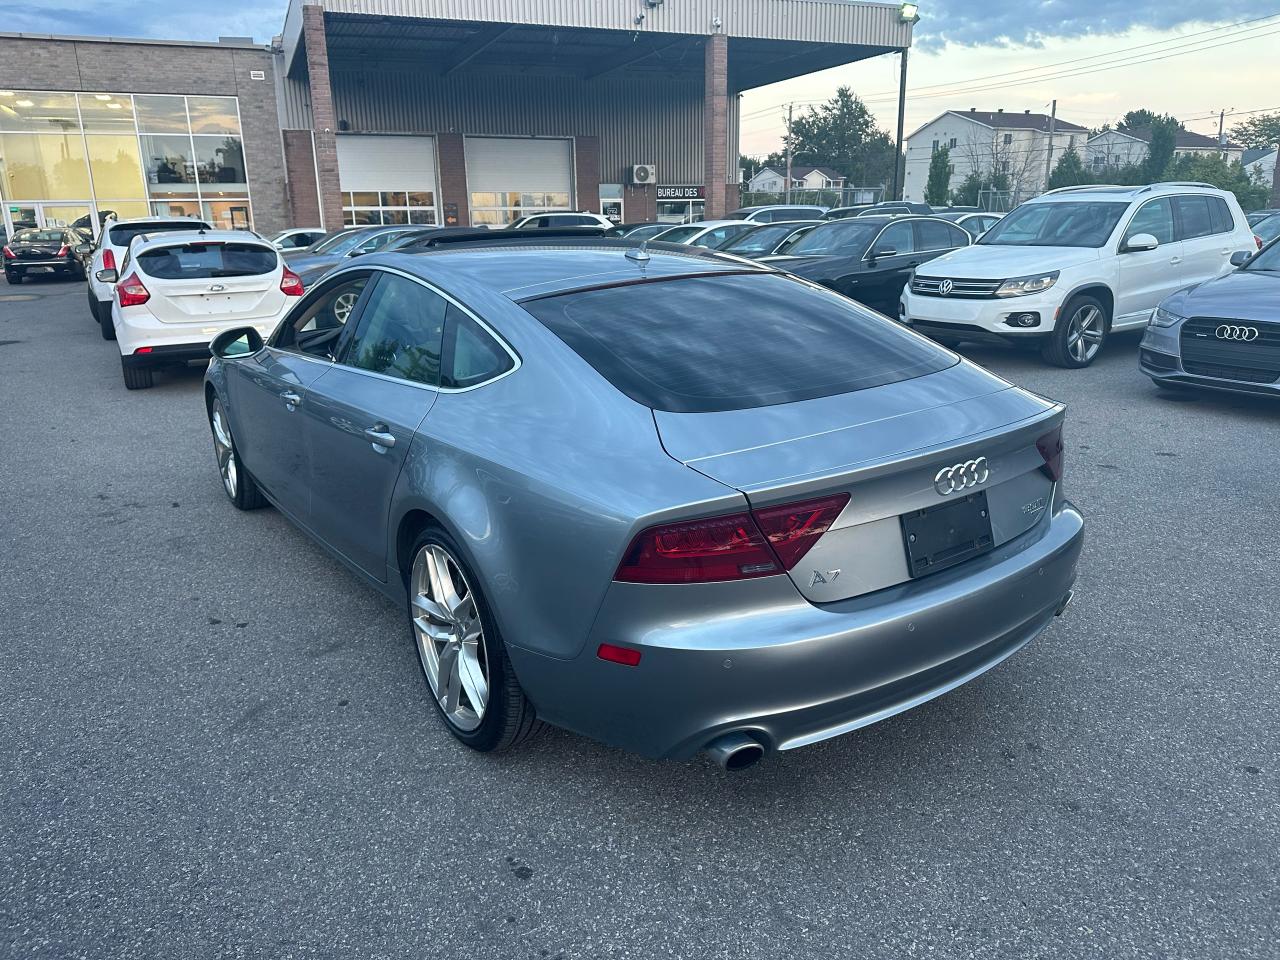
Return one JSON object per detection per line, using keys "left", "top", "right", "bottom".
{"left": 135, "top": 241, "right": 285, "bottom": 324}
{"left": 655, "top": 362, "right": 1063, "bottom": 603}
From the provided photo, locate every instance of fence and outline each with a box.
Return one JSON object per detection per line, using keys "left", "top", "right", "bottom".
{"left": 739, "top": 186, "right": 886, "bottom": 209}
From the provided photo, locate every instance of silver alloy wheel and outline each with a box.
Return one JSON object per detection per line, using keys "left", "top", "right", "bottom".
{"left": 333, "top": 291, "right": 359, "bottom": 324}
{"left": 411, "top": 543, "right": 489, "bottom": 732}
{"left": 1066, "top": 304, "right": 1104, "bottom": 363}
{"left": 210, "top": 405, "right": 238, "bottom": 499}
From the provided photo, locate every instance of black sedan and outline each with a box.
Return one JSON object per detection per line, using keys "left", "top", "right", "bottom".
{"left": 716, "top": 220, "right": 821, "bottom": 258}
{"left": 3, "top": 228, "right": 91, "bottom": 284}
{"left": 760, "top": 216, "right": 971, "bottom": 316}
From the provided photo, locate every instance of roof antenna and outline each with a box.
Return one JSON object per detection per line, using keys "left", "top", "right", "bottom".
{"left": 626, "top": 239, "right": 651, "bottom": 263}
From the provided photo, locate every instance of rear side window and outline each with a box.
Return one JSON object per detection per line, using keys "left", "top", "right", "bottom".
{"left": 109, "top": 221, "right": 211, "bottom": 247}
{"left": 443, "top": 305, "right": 515, "bottom": 388}
{"left": 1174, "top": 196, "right": 1216, "bottom": 240}
{"left": 915, "top": 220, "right": 965, "bottom": 250}
{"left": 1208, "top": 197, "right": 1235, "bottom": 234}
{"left": 520, "top": 273, "right": 957, "bottom": 413}
{"left": 137, "top": 242, "right": 277, "bottom": 279}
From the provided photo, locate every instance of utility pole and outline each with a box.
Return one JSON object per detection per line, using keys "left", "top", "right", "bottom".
{"left": 1217, "top": 108, "right": 1230, "bottom": 157}
{"left": 1043, "top": 98, "right": 1057, "bottom": 191}
{"left": 891, "top": 48, "right": 908, "bottom": 200}
{"left": 784, "top": 102, "right": 794, "bottom": 204}
{"left": 1271, "top": 141, "right": 1280, "bottom": 208}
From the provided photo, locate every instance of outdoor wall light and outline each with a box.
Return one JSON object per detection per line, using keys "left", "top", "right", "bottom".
{"left": 899, "top": 2, "right": 921, "bottom": 23}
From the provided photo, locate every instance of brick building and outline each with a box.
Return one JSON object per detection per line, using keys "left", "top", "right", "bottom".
{"left": 0, "top": 1, "right": 912, "bottom": 238}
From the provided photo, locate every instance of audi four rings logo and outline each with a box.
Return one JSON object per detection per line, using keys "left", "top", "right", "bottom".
{"left": 938, "top": 279, "right": 954, "bottom": 296}
{"left": 1215, "top": 325, "right": 1259, "bottom": 341}
{"left": 934, "top": 457, "right": 989, "bottom": 495}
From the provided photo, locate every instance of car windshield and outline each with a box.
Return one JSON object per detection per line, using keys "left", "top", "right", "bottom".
{"left": 1253, "top": 214, "right": 1280, "bottom": 244}
{"left": 784, "top": 220, "right": 882, "bottom": 257}
{"left": 979, "top": 201, "right": 1127, "bottom": 248}
{"left": 654, "top": 225, "right": 702, "bottom": 243}
{"left": 13, "top": 229, "right": 64, "bottom": 243}
{"left": 721, "top": 223, "right": 800, "bottom": 254}
{"left": 137, "top": 242, "right": 277, "bottom": 279}
{"left": 520, "top": 272, "right": 956, "bottom": 413}
{"left": 309, "top": 230, "right": 364, "bottom": 254}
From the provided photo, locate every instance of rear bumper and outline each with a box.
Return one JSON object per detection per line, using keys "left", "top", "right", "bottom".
{"left": 115, "top": 309, "right": 281, "bottom": 359}
{"left": 6, "top": 260, "right": 77, "bottom": 274}
{"left": 509, "top": 501, "right": 1084, "bottom": 760}
{"left": 122, "top": 343, "right": 212, "bottom": 368}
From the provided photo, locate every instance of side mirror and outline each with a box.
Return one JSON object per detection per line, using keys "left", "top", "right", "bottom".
{"left": 210, "top": 326, "right": 264, "bottom": 360}
{"left": 75, "top": 242, "right": 93, "bottom": 256}
{"left": 870, "top": 247, "right": 897, "bottom": 260}
{"left": 95, "top": 268, "right": 118, "bottom": 284}
{"left": 1124, "top": 233, "right": 1159, "bottom": 252}
{"left": 1229, "top": 250, "right": 1252, "bottom": 267}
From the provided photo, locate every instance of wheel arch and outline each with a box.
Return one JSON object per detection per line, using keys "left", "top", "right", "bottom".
{"left": 1060, "top": 283, "right": 1114, "bottom": 329}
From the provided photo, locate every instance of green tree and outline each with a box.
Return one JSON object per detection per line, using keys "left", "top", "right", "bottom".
{"left": 924, "top": 146, "right": 951, "bottom": 206}
{"left": 1228, "top": 112, "right": 1280, "bottom": 149}
{"left": 1143, "top": 116, "right": 1179, "bottom": 181}
{"left": 950, "top": 171, "right": 984, "bottom": 206}
{"left": 1164, "top": 153, "right": 1270, "bottom": 211}
{"left": 788, "top": 86, "right": 897, "bottom": 187}
{"left": 1118, "top": 109, "right": 1165, "bottom": 132}
{"left": 1048, "top": 147, "right": 1090, "bottom": 189}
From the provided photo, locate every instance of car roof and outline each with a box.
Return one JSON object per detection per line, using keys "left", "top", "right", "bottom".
{"left": 130, "top": 229, "right": 273, "bottom": 253}
{"left": 360, "top": 242, "right": 770, "bottom": 301}
{"left": 1034, "top": 182, "right": 1234, "bottom": 203}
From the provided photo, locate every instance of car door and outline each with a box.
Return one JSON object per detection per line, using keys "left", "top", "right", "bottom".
{"left": 1173, "top": 195, "right": 1233, "bottom": 283}
{"left": 302, "top": 270, "right": 446, "bottom": 581}
{"left": 1115, "top": 196, "right": 1182, "bottom": 325}
{"left": 856, "top": 220, "right": 918, "bottom": 314}
{"left": 223, "top": 271, "right": 374, "bottom": 522}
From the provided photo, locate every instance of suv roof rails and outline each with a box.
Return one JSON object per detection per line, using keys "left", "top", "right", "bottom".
{"left": 1153, "top": 181, "right": 1218, "bottom": 189}
{"left": 1041, "top": 184, "right": 1126, "bottom": 195}
{"left": 400, "top": 226, "right": 613, "bottom": 250}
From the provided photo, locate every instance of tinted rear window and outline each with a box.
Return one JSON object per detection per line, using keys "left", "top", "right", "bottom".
{"left": 109, "top": 221, "right": 211, "bottom": 247}
{"left": 137, "top": 242, "right": 277, "bottom": 279}
{"left": 520, "top": 273, "right": 957, "bottom": 413}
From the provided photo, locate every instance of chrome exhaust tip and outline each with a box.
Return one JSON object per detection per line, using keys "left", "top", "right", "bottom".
{"left": 1054, "top": 589, "right": 1075, "bottom": 617}
{"left": 704, "top": 732, "right": 766, "bottom": 772}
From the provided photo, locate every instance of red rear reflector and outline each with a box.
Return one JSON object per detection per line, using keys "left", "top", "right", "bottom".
{"left": 102, "top": 248, "right": 117, "bottom": 271}
{"left": 597, "top": 643, "right": 642, "bottom": 667}
{"left": 56, "top": 245, "right": 69, "bottom": 257}
{"left": 750, "top": 494, "right": 851, "bottom": 571}
{"left": 280, "top": 266, "right": 304, "bottom": 297}
{"left": 614, "top": 512, "right": 779, "bottom": 584}
{"left": 134, "top": 347, "right": 153, "bottom": 355}
{"left": 1037, "top": 424, "right": 1064, "bottom": 481}
{"left": 1, "top": 246, "right": 14, "bottom": 260}
{"left": 116, "top": 272, "right": 150, "bottom": 308}
{"left": 1256, "top": 235, "right": 1264, "bottom": 250}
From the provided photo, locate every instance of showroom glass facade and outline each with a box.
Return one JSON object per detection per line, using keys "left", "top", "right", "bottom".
{"left": 469, "top": 192, "right": 572, "bottom": 227}
{"left": 343, "top": 191, "right": 437, "bottom": 226}
{"left": 0, "top": 89, "right": 253, "bottom": 237}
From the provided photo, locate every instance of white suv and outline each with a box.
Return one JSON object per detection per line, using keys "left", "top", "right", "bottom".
{"left": 98, "top": 230, "right": 302, "bottom": 390}
{"left": 901, "top": 183, "right": 1257, "bottom": 367}
{"left": 87, "top": 216, "right": 212, "bottom": 338}
{"left": 508, "top": 212, "right": 614, "bottom": 230}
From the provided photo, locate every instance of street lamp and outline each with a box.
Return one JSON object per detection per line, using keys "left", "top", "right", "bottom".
{"left": 899, "top": 2, "right": 921, "bottom": 23}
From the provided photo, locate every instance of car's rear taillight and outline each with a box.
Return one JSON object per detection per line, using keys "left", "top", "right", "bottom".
{"left": 102, "top": 248, "right": 117, "bottom": 271}
{"left": 1, "top": 246, "right": 14, "bottom": 260}
{"left": 116, "top": 272, "right": 150, "bottom": 307}
{"left": 1037, "top": 424, "right": 1064, "bottom": 481}
{"left": 280, "top": 266, "right": 304, "bottom": 297}
{"left": 57, "top": 245, "right": 69, "bottom": 258}
{"left": 750, "top": 494, "right": 850, "bottom": 570}
{"left": 615, "top": 513, "right": 780, "bottom": 584}
{"left": 1256, "top": 235, "right": 1264, "bottom": 250}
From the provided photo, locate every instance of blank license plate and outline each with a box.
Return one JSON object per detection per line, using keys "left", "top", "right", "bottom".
{"left": 901, "top": 491, "right": 994, "bottom": 578}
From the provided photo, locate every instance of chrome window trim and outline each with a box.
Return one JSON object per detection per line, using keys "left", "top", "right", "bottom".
{"left": 323, "top": 263, "right": 522, "bottom": 395}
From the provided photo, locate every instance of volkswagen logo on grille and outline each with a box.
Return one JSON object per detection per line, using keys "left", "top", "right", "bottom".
{"left": 934, "top": 457, "right": 989, "bottom": 496}
{"left": 938, "top": 279, "right": 954, "bottom": 296}
{"left": 1215, "top": 324, "right": 1259, "bottom": 342}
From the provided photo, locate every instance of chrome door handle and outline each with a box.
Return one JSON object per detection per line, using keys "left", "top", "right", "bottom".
{"left": 280, "top": 390, "right": 302, "bottom": 407}
{"left": 364, "top": 426, "right": 396, "bottom": 449}
{"left": 1169, "top": 256, "right": 1182, "bottom": 265}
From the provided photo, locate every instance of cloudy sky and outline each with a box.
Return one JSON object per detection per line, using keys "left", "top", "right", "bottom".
{"left": 6, "top": 1, "right": 1275, "bottom": 154}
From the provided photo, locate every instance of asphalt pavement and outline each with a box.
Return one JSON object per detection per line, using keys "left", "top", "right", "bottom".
{"left": 1, "top": 276, "right": 1277, "bottom": 959}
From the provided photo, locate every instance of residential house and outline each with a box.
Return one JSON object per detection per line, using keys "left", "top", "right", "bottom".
{"left": 903, "top": 108, "right": 1088, "bottom": 204}
{"left": 1085, "top": 126, "right": 1245, "bottom": 173}
{"left": 745, "top": 164, "right": 847, "bottom": 194}
{"left": 1244, "top": 147, "right": 1277, "bottom": 189}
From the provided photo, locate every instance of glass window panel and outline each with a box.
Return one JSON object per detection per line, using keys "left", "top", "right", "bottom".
{"left": 84, "top": 134, "right": 146, "bottom": 199}
{"left": 519, "top": 193, "right": 539, "bottom": 207}
{"left": 0, "top": 91, "right": 79, "bottom": 133}
{"left": 380, "top": 191, "right": 406, "bottom": 207}
{"left": 381, "top": 208, "right": 408, "bottom": 225}
{"left": 201, "top": 200, "right": 253, "bottom": 231}
{"left": 134, "top": 95, "right": 190, "bottom": 133}
{"left": 193, "top": 135, "right": 246, "bottom": 191}
{"left": 408, "top": 209, "right": 436, "bottom": 224}
{"left": 341, "top": 273, "right": 446, "bottom": 387}
{"left": 506, "top": 192, "right": 524, "bottom": 207}
{"left": 349, "top": 208, "right": 381, "bottom": 225}
{"left": 547, "top": 193, "right": 570, "bottom": 208}
{"left": 77, "top": 93, "right": 135, "bottom": 132}
{"left": 151, "top": 199, "right": 202, "bottom": 218}
{"left": 471, "top": 208, "right": 513, "bottom": 226}
{"left": 470, "top": 192, "right": 498, "bottom": 207}
{"left": 0, "top": 132, "right": 91, "bottom": 200}
{"left": 140, "top": 134, "right": 196, "bottom": 196}
{"left": 185, "top": 97, "right": 240, "bottom": 135}
{"left": 350, "top": 191, "right": 379, "bottom": 207}
{"left": 407, "top": 191, "right": 434, "bottom": 207}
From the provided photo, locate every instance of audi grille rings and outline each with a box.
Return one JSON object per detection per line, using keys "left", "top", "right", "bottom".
{"left": 1215, "top": 325, "right": 1259, "bottom": 342}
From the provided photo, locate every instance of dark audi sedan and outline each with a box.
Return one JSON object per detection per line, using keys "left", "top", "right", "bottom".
{"left": 203, "top": 241, "right": 1082, "bottom": 770}
{"left": 761, "top": 216, "right": 970, "bottom": 316}
{"left": 3, "top": 227, "right": 89, "bottom": 283}
{"left": 1140, "top": 238, "right": 1280, "bottom": 396}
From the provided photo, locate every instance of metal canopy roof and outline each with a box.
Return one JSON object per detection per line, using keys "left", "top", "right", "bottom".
{"left": 283, "top": 0, "right": 911, "bottom": 87}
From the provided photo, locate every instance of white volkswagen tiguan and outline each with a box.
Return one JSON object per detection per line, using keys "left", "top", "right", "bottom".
{"left": 99, "top": 230, "right": 303, "bottom": 390}
{"left": 901, "top": 183, "right": 1257, "bottom": 367}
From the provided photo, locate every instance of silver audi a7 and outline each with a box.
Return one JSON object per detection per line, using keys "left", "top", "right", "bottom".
{"left": 204, "top": 240, "right": 1084, "bottom": 770}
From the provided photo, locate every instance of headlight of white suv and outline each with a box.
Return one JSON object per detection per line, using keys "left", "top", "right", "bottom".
{"left": 994, "top": 271, "right": 1059, "bottom": 297}
{"left": 1150, "top": 306, "right": 1184, "bottom": 328}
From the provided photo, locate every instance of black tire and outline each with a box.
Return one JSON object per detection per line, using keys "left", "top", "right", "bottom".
{"left": 87, "top": 288, "right": 103, "bottom": 323}
{"left": 99, "top": 310, "right": 116, "bottom": 341}
{"left": 1042, "top": 294, "right": 1109, "bottom": 368}
{"left": 406, "top": 525, "right": 542, "bottom": 753}
{"left": 5, "top": 272, "right": 20, "bottom": 285}
{"left": 121, "top": 358, "right": 153, "bottom": 390}
{"left": 208, "top": 396, "right": 267, "bottom": 510}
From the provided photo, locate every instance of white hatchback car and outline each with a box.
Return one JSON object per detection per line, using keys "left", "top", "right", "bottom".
{"left": 99, "top": 230, "right": 303, "bottom": 390}
{"left": 901, "top": 183, "right": 1257, "bottom": 367}
{"left": 87, "top": 216, "right": 212, "bottom": 337}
